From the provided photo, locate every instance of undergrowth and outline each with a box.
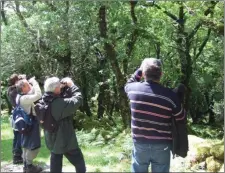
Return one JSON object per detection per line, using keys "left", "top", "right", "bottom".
{"left": 1, "top": 110, "right": 224, "bottom": 172}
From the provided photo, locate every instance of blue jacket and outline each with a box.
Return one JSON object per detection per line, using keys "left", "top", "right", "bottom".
{"left": 21, "top": 116, "right": 41, "bottom": 150}
{"left": 14, "top": 95, "right": 41, "bottom": 150}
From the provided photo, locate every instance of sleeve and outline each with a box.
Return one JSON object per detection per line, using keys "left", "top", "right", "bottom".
{"left": 124, "top": 68, "right": 142, "bottom": 93}
{"left": 172, "top": 95, "right": 186, "bottom": 123}
{"left": 53, "top": 85, "right": 83, "bottom": 121}
{"left": 20, "top": 80, "right": 42, "bottom": 104}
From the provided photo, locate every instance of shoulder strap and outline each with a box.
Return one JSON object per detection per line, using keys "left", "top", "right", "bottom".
{"left": 48, "top": 97, "right": 58, "bottom": 121}
{"left": 16, "top": 95, "right": 22, "bottom": 106}
{"left": 30, "top": 106, "right": 33, "bottom": 116}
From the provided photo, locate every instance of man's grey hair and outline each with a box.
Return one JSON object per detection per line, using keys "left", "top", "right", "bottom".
{"left": 141, "top": 58, "right": 162, "bottom": 81}
{"left": 44, "top": 77, "right": 60, "bottom": 92}
{"left": 15, "top": 79, "right": 26, "bottom": 94}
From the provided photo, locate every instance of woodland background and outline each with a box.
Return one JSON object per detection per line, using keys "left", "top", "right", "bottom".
{"left": 0, "top": 1, "right": 224, "bottom": 172}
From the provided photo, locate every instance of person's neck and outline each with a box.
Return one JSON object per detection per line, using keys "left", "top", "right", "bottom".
{"left": 145, "top": 79, "right": 160, "bottom": 84}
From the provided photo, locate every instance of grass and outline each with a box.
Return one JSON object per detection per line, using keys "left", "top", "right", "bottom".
{"left": 1, "top": 111, "right": 131, "bottom": 172}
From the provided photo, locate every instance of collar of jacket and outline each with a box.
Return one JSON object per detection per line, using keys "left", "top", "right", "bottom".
{"left": 42, "top": 92, "right": 59, "bottom": 102}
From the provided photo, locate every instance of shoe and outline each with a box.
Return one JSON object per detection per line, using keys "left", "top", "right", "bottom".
{"left": 23, "top": 167, "right": 27, "bottom": 173}
{"left": 26, "top": 164, "right": 43, "bottom": 173}
{"left": 13, "top": 156, "right": 23, "bottom": 164}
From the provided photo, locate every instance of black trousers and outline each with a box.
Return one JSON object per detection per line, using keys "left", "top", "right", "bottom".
{"left": 12, "top": 130, "right": 22, "bottom": 157}
{"left": 50, "top": 148, "right": 86, "bottom": 173}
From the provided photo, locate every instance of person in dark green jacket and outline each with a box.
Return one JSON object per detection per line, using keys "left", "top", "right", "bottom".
{"left": 43, "top": 77, "right": 86, "bottom": 173}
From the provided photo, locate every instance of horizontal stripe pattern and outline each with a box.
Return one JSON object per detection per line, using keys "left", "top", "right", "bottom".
{"left": 130, "top": 100, "right": 172, "bottom": 111}
{"left": 128, "top": 91, "right": 176, "bottom": 108}
{"left": 131, "top": 108, "right": 170, "bottom": 119}
{"left": 125, "top": 80, "right": 185, "bottom": 143}
{"left": 132, "top": 125, "right": 171, "bottom": 134}
{"left": 132, "top": 134, "right": 172, "bottom": 140}
{"left": 132, "top": 117, "right": 171, "bottom": 126}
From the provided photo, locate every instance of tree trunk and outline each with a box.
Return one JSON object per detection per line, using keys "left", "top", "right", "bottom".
{"left": 208, "top": 109, "right": 215, "bottom": 124}
{"left": 97, "top": 82, "right": 108, "bottom": 119}
{"left": 176, "top": 4, "right": 192, "bottom": 113}
{"left": 98, "top": 6, "right": 130, "bottom": 128}
{"left": 80, "top": 73, "right": 92, "bottom": 117}
{"left": 1, "top": 1, "right": 8, "bottom": 25}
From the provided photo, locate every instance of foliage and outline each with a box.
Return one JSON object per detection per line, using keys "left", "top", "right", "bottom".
{"left": 0, "top": 1, "right": 224, "bottom": 128}
{"left": 188, "top": 123, "right": 224, "bottom": 139}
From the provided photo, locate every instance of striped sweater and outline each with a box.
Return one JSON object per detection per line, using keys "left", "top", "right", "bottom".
{"left": 125, "top": 69, "right": 186, "bottom": 144}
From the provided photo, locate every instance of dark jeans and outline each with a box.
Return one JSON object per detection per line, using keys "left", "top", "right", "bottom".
{"left": 50, "top": 148, "right": 86, "bottom": 173}
{"left": 131, "top": 142, "right": 171, "bottom": 173}
{"left": 12, "top": 130, "right": 22, "bottom": 157}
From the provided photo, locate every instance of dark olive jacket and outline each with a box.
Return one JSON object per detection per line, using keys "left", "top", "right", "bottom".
{"left": 43, "top": 85, "right": 82, "bottom": 154}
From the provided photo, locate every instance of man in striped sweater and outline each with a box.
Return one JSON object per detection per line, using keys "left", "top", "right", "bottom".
{"left": 125, "top": 58, "right": 186, "bottom": 173}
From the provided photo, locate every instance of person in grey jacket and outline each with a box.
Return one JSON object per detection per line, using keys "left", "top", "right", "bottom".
{"left": 15, "top": 77, "right": 42, "bottom": 173}
{"left": 42, "top": 77, "right": 86, "bottom": 173}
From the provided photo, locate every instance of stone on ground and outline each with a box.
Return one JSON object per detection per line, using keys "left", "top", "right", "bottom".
{"left": 210, "top": 143, "right": 224, "bottom": 161}
{"left": 206, "top": 156, "right": 223, "bottom": 172}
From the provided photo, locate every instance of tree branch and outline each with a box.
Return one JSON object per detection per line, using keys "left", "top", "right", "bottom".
{"left": 99, "top": 6, "right": 107, "bottom": 38}
{"left": 204, "top": 1, "right": 218, "bottom": 16}
{"left": 124, "top": 1, "right": 138, "bottom": 75}
{"left": 65, "top": 0, "right": 69, "bottom": 14}
{"left": 154, "top": 4, "right": 178, "bottom": 22}
{"left": 98, "top": 5, "right": 124, "bottom": 82}
{"left": 188, "top": 22, "right": 202, "bottom": 40}
{"left": 1, "top": 1, "right": 8, "bottom": 25}
{"left": 188, "top": 1, "right": 218, "bottom": 39}
{"left": 194, "top": 29, "right": 211, "bottom": 61}
{"left": 14, "top": 1, "right": 49, "bottom": 52}
{"left": 130, "top": 1, "right": 137, "bottom": 24}
{"left": 201, "top": 19, "right": 224, "bottom": 36}
{"left": 15, "top": 1, "right": 29, "bottom": 28}
{"left": 154, "top": 42, "right": 160, "bottom": 59}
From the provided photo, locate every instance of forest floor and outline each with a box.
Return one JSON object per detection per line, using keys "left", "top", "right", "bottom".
{"left": 1, "top": 111, "right": 223, "bottom": 172}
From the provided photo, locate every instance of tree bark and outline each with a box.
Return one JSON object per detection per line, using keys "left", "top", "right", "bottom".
{"left": 97, "top": 82, "right": 108, "bottom": 119}
{"left": 80, "top": 69, "right": 92, "bottom": 117}
{"left": 1, "top": 1, "right": 7, "bottom": 25}
{"left": 175, "top": 4, "right": 192, "bottom": 112}
{"left": 98, "top": 5, "right": 130, "bottom": 128}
